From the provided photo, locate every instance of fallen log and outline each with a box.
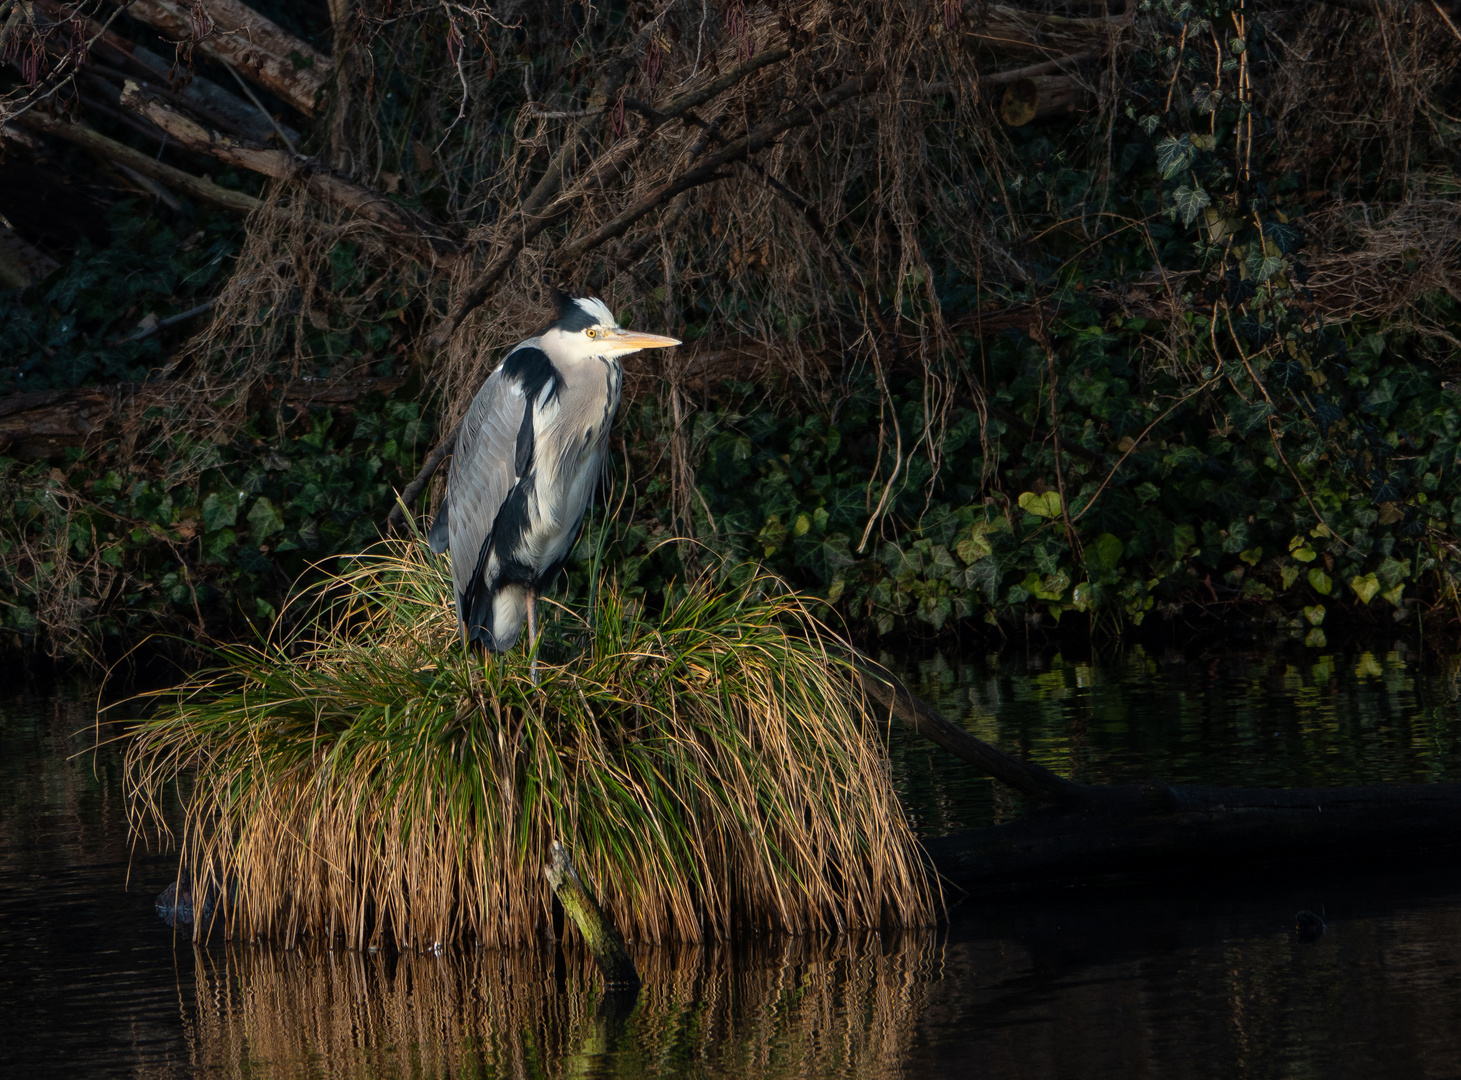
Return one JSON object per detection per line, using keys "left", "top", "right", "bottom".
{"left": 31, "top": 0, "right": 291, "bottom": 146}
{"left": 12, "top": 109, "right": 262, "bottom": 215}
{"left": 120, "top": 82, "right": 458, "bottom": 263}
{"left": 0, "top": 376, "right": 406, "bottom": 460}
{"left": 122, "top": 0, "right": 332, "bottom": 117}
{"left": 923, "top": 782, "right": 1461, "bottom": 895}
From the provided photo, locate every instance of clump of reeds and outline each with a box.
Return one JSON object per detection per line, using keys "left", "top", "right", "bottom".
{"left": 125, "top": 539, "right": 935, "bottom": 949}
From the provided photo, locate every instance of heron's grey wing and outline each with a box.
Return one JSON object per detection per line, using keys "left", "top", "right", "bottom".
{"left": 446, "top": 365, "right": 524, "bottom": 619}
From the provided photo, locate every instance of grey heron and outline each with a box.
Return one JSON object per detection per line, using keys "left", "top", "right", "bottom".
{"left": 428, "top": 294, "right": 680, "bottom": 674}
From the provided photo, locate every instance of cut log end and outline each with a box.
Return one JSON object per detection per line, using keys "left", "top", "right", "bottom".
{"left": 544, "top": 840, "right": 641, "bottom": 989}
{"left": 1000, "top": 75, "right": 1091, "bottom": 127}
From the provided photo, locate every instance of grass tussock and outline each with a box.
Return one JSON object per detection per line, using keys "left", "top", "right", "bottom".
{"left": 125, "top": 539, "right": 935, "bottom": 948}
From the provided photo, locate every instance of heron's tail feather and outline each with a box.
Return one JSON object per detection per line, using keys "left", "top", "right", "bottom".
{"left": 427, "top": 496, "right": 450, "bottom": 554}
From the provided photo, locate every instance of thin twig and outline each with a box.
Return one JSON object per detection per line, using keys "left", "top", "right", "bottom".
{"left": 117, "top": 299, "right": 216, "bottom": 343}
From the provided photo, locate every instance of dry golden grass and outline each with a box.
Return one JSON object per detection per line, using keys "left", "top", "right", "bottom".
{"left": 124, "top": 539, "right": 935, "bottom": 949}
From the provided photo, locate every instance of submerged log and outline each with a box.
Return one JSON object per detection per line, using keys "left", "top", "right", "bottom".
{"left": 865, "top": 664, "right": 1461, "bottom": 893}
{"left": 924, "top": 782, "right": 1461, "bottom": 895}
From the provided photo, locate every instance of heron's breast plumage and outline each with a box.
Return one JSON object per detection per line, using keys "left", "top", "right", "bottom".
{"left": 516, "top": 355, "right": 621, "bottom": 563}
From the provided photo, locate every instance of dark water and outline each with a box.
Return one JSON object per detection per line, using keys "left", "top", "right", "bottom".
{"left": 4, "top": 643, "right": 1461, "bottom": 1079}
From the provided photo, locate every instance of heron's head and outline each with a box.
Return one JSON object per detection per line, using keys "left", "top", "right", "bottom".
{"left": 539, "top": 294, "right": 681, "bottom": 363}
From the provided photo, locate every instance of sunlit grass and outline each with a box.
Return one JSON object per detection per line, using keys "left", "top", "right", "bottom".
{"left": 125, "top": 539, "right": 935, "bottom": 948}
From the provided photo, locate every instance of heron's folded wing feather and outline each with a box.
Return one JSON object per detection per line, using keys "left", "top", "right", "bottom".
{"left": 446, "top": 365, "right": 528, "bottom": 608}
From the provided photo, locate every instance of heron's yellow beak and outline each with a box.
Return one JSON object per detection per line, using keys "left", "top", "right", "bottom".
{"left": 605, "top": 328, "right": 681, "bottom": 350}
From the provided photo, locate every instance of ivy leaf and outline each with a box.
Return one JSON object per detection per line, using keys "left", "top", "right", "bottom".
{"left": 1155, "top": 134, "right": 1195, "bottom": 179}
{"left": 1349, "top": 572, "right": 1380, "bottom": 604}
{"left": 1262, "top": 220, "right": 1304, "bottom": 255}
{"left": 1307, "top": 568, "right": 1333, "bottom": 596}
{"left": 1172, "top": 183, "right": 1211, "bottom": 226}
{"left": 956, "top": 532, "right": 993, "bottom": 564}
{"left": 1085, "top": 532, "right": 1124, "bottom": 572}
{"left": 203, "top": 528, "right": 236, "bottom": 561}
{"left": 201, "top": 489, "right": 240, "bottom": 532}
{"left": 797, "top": 534, "right": 855, "bottom": 584}
{"left": 968, "top": 556, "right": 1002, "bottom": 603}
{"left": 1017, "top": 491, "right": 1063, "bottom": 518}
{"left": 1253, "top": 252, "right": 1286, "bottom": 282}
{"left": 247, "top": 496, "right": 285, "bottom": 546}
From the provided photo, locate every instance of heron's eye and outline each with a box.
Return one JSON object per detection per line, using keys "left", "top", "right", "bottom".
{"left": 586, "top": 328, "right": 597, "bottom": 338}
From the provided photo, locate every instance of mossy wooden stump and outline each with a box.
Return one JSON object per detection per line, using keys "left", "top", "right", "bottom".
{"left": 545, "top": 841, "right": 640, "bottom": 989}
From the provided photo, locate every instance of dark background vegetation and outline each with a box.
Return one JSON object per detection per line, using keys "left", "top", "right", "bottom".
{"left": 1, "top": 0, "right": 1459, "bottom": 665}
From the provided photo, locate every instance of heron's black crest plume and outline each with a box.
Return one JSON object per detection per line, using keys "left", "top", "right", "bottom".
{"left": 554, "top": 296, "right": 606, "bottom": 333}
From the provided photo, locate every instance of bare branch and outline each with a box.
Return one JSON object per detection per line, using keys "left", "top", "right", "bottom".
{"left": 388, "top": 426, "right": 459, "bottom": 531}
{"left": 558, "top": 65, "right": 885, "bottom": 263}
{"left": 424, "top": 41, "right": 799, "bottom": 352}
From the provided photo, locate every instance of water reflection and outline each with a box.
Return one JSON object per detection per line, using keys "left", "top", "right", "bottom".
{"left": 175, "top": 877, "right": 1461, "bottom": 1080}
{"left": 7, "top": 652, "right": 1461, "bottom": 1078}
{"left": 185, "top": 934, "right": 934, "bottom": 1079}
{"left": 919, "top": 874, "right": 1461, "bottom": 1080}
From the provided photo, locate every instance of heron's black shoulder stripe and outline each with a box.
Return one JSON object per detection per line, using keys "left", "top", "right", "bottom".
{"left": 514, "top": 401, "right": 533, "bottom": 477}
{"left": 500, "top": 346, "right": 560, "bottom": 403}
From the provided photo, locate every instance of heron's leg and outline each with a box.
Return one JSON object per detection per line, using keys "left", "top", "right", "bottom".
{"left": 525, "top": 586, "right": 539, "bottom": 685}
